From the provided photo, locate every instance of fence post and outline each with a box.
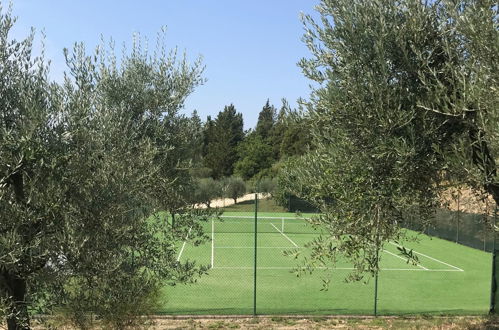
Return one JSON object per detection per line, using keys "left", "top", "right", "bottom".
{"left": 485, "top": 200, "right": 490, "bottom": 252}
{"left": 374, "top": 206, "right": 380, "bottom": 316}
{"left": 253, "top": 193, "right": 258, "bottom": 316}
{"left": 456, "top": 194, "right": 460, "bottom": 243}
{"left": 490, "top": 207, "right": 497, "bottom": 314}
{"left": 374, "top": 260, "right": 379, "bottom": 316}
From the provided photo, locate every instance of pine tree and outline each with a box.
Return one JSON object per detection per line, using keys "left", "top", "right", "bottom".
{"left": 203, "top": 104, "right": 244, "bottom": 179}
{"left": 268, "top": 100, "right": 291, "bottom": 160}
{"left": 255, "top": 99, "right": 276, "bottom": 140}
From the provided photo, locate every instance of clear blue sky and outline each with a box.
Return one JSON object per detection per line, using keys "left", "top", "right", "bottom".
{"left": 10, "top": 0, "right": 320, "bottom": 129}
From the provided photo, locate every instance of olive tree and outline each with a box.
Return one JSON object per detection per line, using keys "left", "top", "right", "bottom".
{"left": 224, "top": 177, "right": 247, "bottom": 204}
{"left": 281, "top": 0, "right": 498, "bottom": 294}
{"left": 193, "top": 178, "right": 221, "bottom": 208}
{"left": 0, "top": 6, "right": 209, "bottom": 328}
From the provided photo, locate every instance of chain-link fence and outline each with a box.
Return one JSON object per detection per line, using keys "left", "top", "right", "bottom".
{"left": 163, "top": 193, "right": 495, "bottom": 315}
{"left": 402, "top": 208, "right": 494, "bottom": 253}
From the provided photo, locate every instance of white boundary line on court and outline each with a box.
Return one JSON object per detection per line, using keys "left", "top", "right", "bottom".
{"left": 212, "top": 266, "right": 463, "bottom": 272}
{"left": 389, "top": 242, "right": 464, "bottom": 272}
{"left": 382, "top": 249, "right": 429, "bottom": 270}
{"left": 176, "top": 227, "right": 192, "bottom": 262}
{"left": 210, "top": 217, "right": 464, "bottom": 273}
{"left": 270, "top": 223, "right": 299, "bottom": 247}
{"left": 213, "top": 247, "right": 450, "bottom": 272}
{"left": 212, "top": 221, "right": 310, "bottom": 226}
{"left": 211, "top": 219, "right": 215, "bottom": 269}
{"left": 220, "top": 216, "right": 306, "bottom": 220}
{"left": 216, "top": 246, "right": 304, "bottom": 249}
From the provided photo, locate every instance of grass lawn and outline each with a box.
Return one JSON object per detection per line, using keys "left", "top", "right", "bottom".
{"left": 160, "top": 210, "right": 492, "bottom": 316}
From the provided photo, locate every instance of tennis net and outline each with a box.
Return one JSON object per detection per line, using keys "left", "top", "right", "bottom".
{"left": 204, "top": 215, "right": 320, "bottom": 235}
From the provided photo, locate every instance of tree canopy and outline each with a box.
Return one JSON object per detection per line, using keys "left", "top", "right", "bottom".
{"left": 279, "top": 0, "right": 499, "bottom": 285}
{"left": 234, "top": 133, "right": 274, "bottom": 180}
{"left": 0, "top": 9, "right": 209, "bottom": 328}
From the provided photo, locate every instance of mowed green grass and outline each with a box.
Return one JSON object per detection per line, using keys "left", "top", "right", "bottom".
{"left": 159, "top": 213, "right": 491, "bottom": 315}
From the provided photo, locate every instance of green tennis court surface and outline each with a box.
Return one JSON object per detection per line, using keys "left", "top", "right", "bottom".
{"left": 161, "top": 213, "right": 491, "bottom": 315}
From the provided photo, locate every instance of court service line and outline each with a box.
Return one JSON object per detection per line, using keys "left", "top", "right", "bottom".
{"left": 176, "top": 227, "right": 192, "bottom": 262}
{"left": 212, "top": 266, "right": 463, "bottom": 272}
{"left": 220, "top": 216, "right": 308, "bottom": 220}
{"left": 270, "top": 223, "right": 299, "bottom": 247}
{"left": 389, "top": 242, "right": 464, "bottom": 272}
{"left": 216, "top": 246, "right": 304, "bottom": 249}
{"left": 211, "top": 219, "right": 215, "bottom": 269}
{"left": 382, "top": 249, "right": 429, "bottom": 270}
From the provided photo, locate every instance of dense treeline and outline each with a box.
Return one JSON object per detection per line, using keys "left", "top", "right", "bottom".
{"left": 188, "top": 99, "right": 312, "bottom": 205}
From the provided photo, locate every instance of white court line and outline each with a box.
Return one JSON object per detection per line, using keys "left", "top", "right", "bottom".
{"left": 382, "top": 249, "right": 429, "bottom": 270}
{"left": 216, "top": 246, "right": 304, "bottom": 249}
{"left": 211, "top": 219, "right": 215, "bottom": 269}
{"left": 213, "top": 266, "right": 463, "bottom": 272}
{"left": 389, "top": 242, "right": 464, "bottom": 272}
{"left": 220, "top": 216, "right": 307, "bottom": 220}
{"left": 270, "top": 223, "right": 299, "bottom": 247}
{"left": 210, "top": 222, "right": 315, "bottom": 227}
{"left": 176, "top": 227, "right": 192, "bottom": 262}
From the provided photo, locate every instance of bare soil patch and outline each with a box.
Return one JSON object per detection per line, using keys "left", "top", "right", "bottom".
{"left": 28, "top": 315, "right": 496, "bottom": 329}
{"left": 130, "top": 315, "right": 498, "bottom": 329}
{"left": 195, "top": 193, "right": 268, "bottom": 209}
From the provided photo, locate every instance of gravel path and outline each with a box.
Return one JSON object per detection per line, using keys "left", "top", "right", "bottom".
{"left": 196, "top": 193, "right": 267, "bottom": 209}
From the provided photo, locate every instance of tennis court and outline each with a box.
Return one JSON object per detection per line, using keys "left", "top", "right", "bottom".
{"left": 161, "top": 212, "right": 491, "bottom": 315}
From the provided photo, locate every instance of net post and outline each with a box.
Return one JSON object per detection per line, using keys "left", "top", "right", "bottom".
{"left": 253, "top": 193, "right": 258, "bottom": 316}
{"left": 281, "top": 217, "right": 284, "bottom": 233}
